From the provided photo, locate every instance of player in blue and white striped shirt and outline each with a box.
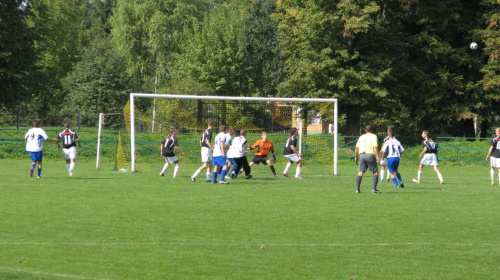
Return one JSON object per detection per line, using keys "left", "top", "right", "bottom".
{"left": 380, "top": 126, "right": 405, "bottom": 188}
{"left": 212, "top": 125, "right": 229, "bottom": 184}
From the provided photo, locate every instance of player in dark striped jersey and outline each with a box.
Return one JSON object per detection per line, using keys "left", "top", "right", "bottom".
{"left": 191, "top": 119, "right": 214, "bottom": 182}
{"left": 282, "top": 127, "right": 303, "bottom": 179}
{"left": 160, "top": 126, "right": 184, "bottom": 178}
{"left": 485, "top": 127, "right": 500, "bottom": 186}
{"left": 57, "top": 121, "right": 80, "bottom": 178}
{"left": 413, "top": 130, "right": 444, "bottom": 184}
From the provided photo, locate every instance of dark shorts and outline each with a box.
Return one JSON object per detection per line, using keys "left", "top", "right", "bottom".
{"left": 29, "top": 151, "right": 43, "bottom": 162}
{"left": 358, "top": 154, "right": 378, "bottom": 173}
{"left": 251, "top": 155, "right": 269, "bottom": 165}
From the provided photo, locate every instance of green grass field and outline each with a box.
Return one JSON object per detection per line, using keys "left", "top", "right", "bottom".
{"left": 0, "top": 159, "right": 498, "bottom": 279}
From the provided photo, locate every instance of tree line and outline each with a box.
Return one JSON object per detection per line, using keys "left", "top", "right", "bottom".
{"left": 1, "top": 0, "right": 499, "bottom": 137}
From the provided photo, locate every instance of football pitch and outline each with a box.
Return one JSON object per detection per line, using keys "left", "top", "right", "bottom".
{"left": 0, "top": 159, "right": 498, "bottom": 279}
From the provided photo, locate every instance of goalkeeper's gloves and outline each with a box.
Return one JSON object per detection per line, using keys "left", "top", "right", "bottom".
{"left": 272, "top": 155, "right": 276, "bottom": 163}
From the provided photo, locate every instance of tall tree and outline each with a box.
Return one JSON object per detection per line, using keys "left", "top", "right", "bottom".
{"left": 24, "top": 0, "right": 86, "bottom": 124}
{"left": 476, "top": 0, "right": 500, "bottom": 135}
{"left": 273, "top": 0, "right": 393, "bottom": 135}
{"left": 399, "top": 0, "right": 484, "bottom": 136}
{"left": 110, "top": 0, "right": 213, "bottom": 91}
{"left": 240, "top": 0, "right": 284, "bottom": 97}
{"left": 170, "top": 1, "right": 251, "bottom": 96}
{"left": 62, "top": 0, "right": 134, "bottom": 127}
{"left": 0, "top": 0, "right": 38, "bottom": 109}
{"left": 62, "top": 36, "right": 130, "bottom": 127}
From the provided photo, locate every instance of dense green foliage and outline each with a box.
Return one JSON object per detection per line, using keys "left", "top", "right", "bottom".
{"left": 1, "top": 0, "right": 500, "bottom": 136}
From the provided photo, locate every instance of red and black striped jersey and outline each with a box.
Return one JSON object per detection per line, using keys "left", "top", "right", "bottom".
{"left": 422, "top": 138, "right": 438, "bottom": 154}
{"left": 283, "top": 135, "right": 297, "bottom": 155}
{"left": 201, "top": 128, "right": 212, "bottom": 148}
{"left": 490, "top": 136, "right": 500, "bottom": 158}
{"left": 161, "top": 135, "right": 178, "bottom": 157}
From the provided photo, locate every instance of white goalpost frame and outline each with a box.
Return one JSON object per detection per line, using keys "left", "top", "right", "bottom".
{"left": 129, "top": 93, "right": 339, "bottom": 175}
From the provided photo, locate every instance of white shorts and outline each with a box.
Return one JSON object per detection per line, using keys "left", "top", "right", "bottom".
{"left": 490, "top": 156, "right": 500, "bottom": 168}
{"left": 62, "top": 146, "right": 77, "bottom": 160}
{"left": 284, "top": 154, "right": 301, "bottom": 163}
{"left": 420, "top": 153, "right": 438, "bottom": 166}
{"left": 201, "top": 147, "right": 212, "bottom": 163}
{"left": 165, "top": 156, "right": 179, "bottom": 164}
{"left": 379, "top": 158, "right": 387, "bottom": 166}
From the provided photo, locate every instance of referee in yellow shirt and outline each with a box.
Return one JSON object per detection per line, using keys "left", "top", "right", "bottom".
{"left": 354, "top": 125, "right": 381, "bottom": 194}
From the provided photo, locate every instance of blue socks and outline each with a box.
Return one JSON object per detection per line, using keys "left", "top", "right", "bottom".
{"left": 392, "top": 177, "right": 399, "bottom": 187}
{"left": 220, "top": 169, "right": 228, "bottom": 181}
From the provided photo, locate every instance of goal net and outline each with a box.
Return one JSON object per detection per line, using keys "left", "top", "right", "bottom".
{"left": 118, "top": 94, "right": 338, "bottom": 176}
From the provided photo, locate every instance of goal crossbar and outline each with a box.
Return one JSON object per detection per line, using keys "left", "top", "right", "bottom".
{"left": 129, "top": 93, "right": 339, "bottom": 175}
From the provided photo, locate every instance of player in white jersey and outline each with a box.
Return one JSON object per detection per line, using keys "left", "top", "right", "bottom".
{"left": 380, "top": 126, "right": 405, "bottom": 188}
{"left": 212, "top": 125, "right": 230, "bottom": 184}
{"left": 25, "top": 119, "right": 60, "bottom": 178}
{"left": 227, "top": 129, "right": 252, "bottom": 179}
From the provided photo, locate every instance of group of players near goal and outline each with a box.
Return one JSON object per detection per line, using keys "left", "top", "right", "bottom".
{"left": 22, "top": 119, "right": 500, "bottom": 188}
{"left": 160, "top": 119, "right": 303, "bottom": 184}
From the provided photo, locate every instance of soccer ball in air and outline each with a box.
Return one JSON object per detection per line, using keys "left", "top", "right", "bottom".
{"left": 470, "top": 42, "right": 478, "bottom": 50}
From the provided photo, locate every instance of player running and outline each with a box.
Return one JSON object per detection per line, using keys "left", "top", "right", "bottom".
{"left": 380, "top": 126, "right": 405, "bottom": 188}
{"left": 160, "top": 126, "right": 185, "bottom": 178}
{"left": 212, "top": 125, "right": 230, "bottom": 184}
{"left": 57, "top": 121, "right": 81, "bottom": 178}
{"left": 191, "top": 119, "right": 214, "bottom": 182}
{"left": 25, "top": 119, "right": 60, "bottom": 178}
{"left": 413, "top": 130, "right": 444, "bottom": 184}
{"left": 228, "top": 129, "right": 252, "bottom": 179}
{"left": 486, "top": 127, "right": 500, "bottom": 186}
{"left": 282, "top": 127, "right": 303, "bottom": 179}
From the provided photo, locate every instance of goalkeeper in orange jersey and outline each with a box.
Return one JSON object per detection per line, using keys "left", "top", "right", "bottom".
{"left": 249, "top": 131, "right": 277, "bottom": 177}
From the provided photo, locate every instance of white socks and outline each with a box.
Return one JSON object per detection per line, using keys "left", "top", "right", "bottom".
{"left": 283, "top": 162, "right": 292, "bottom": 174}
{"left": 161, "top": 163, "right": 180, "bottom": 178}
{"left": 295, "top": 166, "right": 301, "bottom": 178}
{"left": 160, "top": 163, "right": 170, "bottom": 175}
{"left": 173, "top": 165, "right": 179, "bottom": 178}
{"left": 437, "top": 173, "right": 443, "bottom": 182}
{"left": 192, "top": 169, "right": 201, "bottom": 178}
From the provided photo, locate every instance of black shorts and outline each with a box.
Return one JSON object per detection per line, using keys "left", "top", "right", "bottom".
{"left": 251, "top": 155, "right": 269, "bottom": 165}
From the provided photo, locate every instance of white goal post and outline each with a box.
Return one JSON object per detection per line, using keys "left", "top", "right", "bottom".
{"left": 129, "top": 93, "right": 339, "bottom": 175}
